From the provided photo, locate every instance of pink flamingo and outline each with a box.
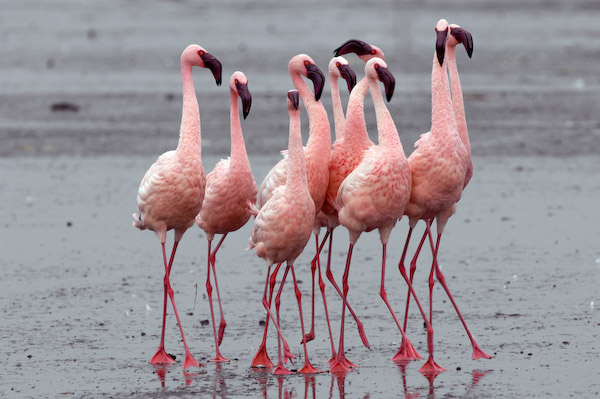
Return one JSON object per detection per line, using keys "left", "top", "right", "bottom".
{"left": 195, "top": 71, "right": 256, "bottom": 362}
{"left": 329, "top": 57, "right": 414, "bottom": 373}
{"left": 396, "top": 20, "right": 490, "bottom": 374}
{"left": 132, "top": 44, "right": 222, "bottom": 370}
{"left": 249, "top": 90, "right": 320, "bottom": 375}
{"left": 252, "top": 54, "right": 329, "bottom": 368}
{"left": 303, "top": 56, "right": 356, "bottom": 354}
{"left": 399, "top": 23, "right": 478, "bottom": 346}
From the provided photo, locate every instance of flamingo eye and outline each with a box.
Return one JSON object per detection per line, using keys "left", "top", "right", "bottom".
{"left": 336, "top": 62, "right": 341, "bottom": 67}
{"left": 371, "top": 49, "right": 376, "bottom": 55}
{"left": 304, "top": 61, "right": 310, "bottom": 66}
{"left": 235, "top": 79, "right": 239, "bottom": 84}
{"left": 374, "top": 64, "right": 379, "bottom": 69}
{"left": 199, "top": 50, "right": 205, "bottom": 56}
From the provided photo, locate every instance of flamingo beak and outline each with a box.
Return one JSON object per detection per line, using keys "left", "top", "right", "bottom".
{"left": 436, "top": 28, "right": 448, "bottom": 67}
{"left": 375, "top": 65, "right": 395, "bottom": 102}
{"left": 305, "top": 63, "right": 325, "bottom": 101}
{"left": 199, "top": 51, "right": 223, "bottom": 86}
{"left": 287, "top": 90, "right": 300, "bottom": 110}
{"left": 333, "top": 39, "right": 374, "bottom": 57}
{"left": 451, "top": 27, "right": 474, "bottom": 58}
{"left": 338, "top": 64, "right": 357, "bottom": 93}
{"left": 235, "top": 81, "right": 252, "bottom": 119}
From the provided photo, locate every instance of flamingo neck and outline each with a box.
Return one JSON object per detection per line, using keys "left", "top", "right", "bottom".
{"left": 430, "top": 51, "right": 457, "bottom": 140}
{"left": 286, "top": 107, "right": 309, "bottom": 193}
{"left": 177, "top": 62, "right": 201, "bottom": 157}
{"left": 229, "top": 89, "right": 249, "bottom": 168}
{"left": 368, "top": 76, "right": 403, "bottom": 152}
{"left": 343, "top": 77, "right": 371, "bottom": 147}
{"left": 330, "top": 74, "right": 345, "bottom": 141}
{"left": 290, "top": 71, "right": 331, "bottom": 154}
{"left": 447, "top": 45, "right": 471, "bottom": 155}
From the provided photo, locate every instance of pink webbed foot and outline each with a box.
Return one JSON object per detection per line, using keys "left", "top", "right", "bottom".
{"left": 329, "top": 355, "right": 355, "bottom": 374}
{"left": 273, "top": 363, "right": 293, "bottom": 375}
{"left": 150, "top": 346, "right": 176, "bottom": 365}
{"left": 298, "top": 362, "right": 323, "bottom": 374}
{"left": 418, "top": 356, "right": 446, "bottom": 375}
{"left": 210, "top": 353, "right": 229, "bottom": 363}
{"left": 392, "top": 337, "right": 422, "bottom": 362}
{"left": 326, "top": 351, "right": 337, "bottom": 365}
{"left": 301, "top": 331, "right": 315, "bottom": 344}
{"left": 472, "top": 344, "right": 493, "bottom": 360}
{"left": 251, "top": 345, "right": 274, "bottom": 368}
{"left": 183, "top": 353, "right": 201, "bottom": 370}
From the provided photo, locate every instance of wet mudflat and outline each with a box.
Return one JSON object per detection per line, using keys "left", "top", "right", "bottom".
{"left": 1, "top": 0, "right": 600, "bottom": 398}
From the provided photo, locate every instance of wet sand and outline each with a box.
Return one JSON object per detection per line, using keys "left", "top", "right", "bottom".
{"left": 1, "top": 0, "right": 600, "bottom": 398}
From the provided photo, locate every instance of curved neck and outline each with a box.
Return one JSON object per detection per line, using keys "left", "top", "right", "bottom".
{"left": 330, "top": 74, "right": 345, "bottom": 141}
{"left": 368, "top": 77, "right": 402, "bottom": 151}
{"left": 177, "top": 62, "right": 201, "bottom": 156}
{"left": 430, "top": 51, "right": 456, "bottom": 139}
{"left": 229, "top": 89, "right": 249, "bottom": 166}
{"left": 447, "top": 45, "right": 471, "bottom": 155}
{"left": 286, "top": 107, "right": 308, "bottom": 192}
{"left": 290, "top": 71, "right": 331, "bottom": 150}
{"left": 343, "top": 77, "right": 371, "bottom": 146}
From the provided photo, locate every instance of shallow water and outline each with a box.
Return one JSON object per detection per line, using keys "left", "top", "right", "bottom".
{"left": 1, "top": 1, "right": 600, "bottom": 397}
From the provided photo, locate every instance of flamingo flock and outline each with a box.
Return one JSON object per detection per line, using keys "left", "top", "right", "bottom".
{"left": 133, "top": 19, "right": 492, "bottom": 377}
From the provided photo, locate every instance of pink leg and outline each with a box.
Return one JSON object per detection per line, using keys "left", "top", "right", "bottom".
{"left": 330, "top": 243, "right": 356, "bottom": 373}
{"left": 379, "top": 243, "right": 420, "bottom": 361}
{"left": 430, "top": 232, "right": 492, "bottom": 360}
{"left": 210, "top": 234, "right": 228, "bottom": 347}
{"left": 291, "top": 264, "right": 323, "bottom": 373}
{"left": 258, "top": 265, "right": 293, "bottom": 374}
{"left": 251, "top": 262, "right": 282, "bottom": 368}
{"left": 315, "top": 231, "right": 336, "bottom": 362}
{"left": 274, "top": 265, "right": 295, "bottom": 367}
{"left": 273, "top": 265, "right": 293, "bottom": 375}
{"left": 394, "top": 224, "right": 443, "bottom": 373}
{"left": 150, "top": 242, "right": 177, "bottom": 365}
{"left": 302, "top": 234, "right": 320, "bottom": 344}
{"left": 164, "top": 241, "right": 200, "bottom": 369}
{"left": 206, "top": 239, "right": 228, "bottom": 362}
{"left": 324, "top": 229, "right": 370, "bottom": 349}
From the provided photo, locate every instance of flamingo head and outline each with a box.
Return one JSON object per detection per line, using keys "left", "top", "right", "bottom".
{"left": 448, "top": 24, "right": 474, "bottom": 58}
{"left": 287, "top": 90, "right": 300, "bottom": 111}
{"left": 230, "top": 71, "right": 252, "bottom": 119}
{"left": 365, "top": 57, "right": 395, "bottom": 102}
{"left": 290, "top": 54, "right": 325, "bottom": 101}
{"left": 329, "top": 56, "right": 357, "bottom": 94}
{"left": 333, "top": 39, "right": 385, "bottom": 62}
{"left": 435, "top": 19, "right": 450, "bottom": 67}
{"left": 183, "top": 45, "right": 222, "bottom": 86}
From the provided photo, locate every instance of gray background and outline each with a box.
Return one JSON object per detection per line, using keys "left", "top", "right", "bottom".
{"left": 1, "top": 1, "right": 599, "bottom": 398}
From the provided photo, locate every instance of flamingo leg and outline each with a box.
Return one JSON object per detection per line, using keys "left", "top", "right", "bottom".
{"left": 163, "top": 241, "right": 200, "bottom": 369}
{"left": 379, "top": 243, "right": 420, "bottom": 361}
{"left": 251, "top": 262, "right": 282, "bottom": 368}
{"left": 273, "top": 265, "right": 294, "bottom": 375}
{"left": 329, "top": 243, "right": 356, "bottom": 373}
{"left": 209, "top": 233, "right": 228, "bottom": 346}
{"left": 429, "top": 230, "right": 492, "bottom": 360}
{"left": 302, "top": 234, "right": 320, "bottom": 344}
{"left": 150, "top": 242, "right": 177, "bottom": 365}
{"left": 324, "top": 229, "right": 370, "bottom": 349}
{"left": 291, "top": 264, "right": 323, "bottom": 373}
{"left": 315, "top": 231, "right": 337, "bottom": 362}
{"left": 259, "top": 265, "right": 293, "bottom": 374}
{"left": 206, "top": 239, "right": 228, "bottom": 362}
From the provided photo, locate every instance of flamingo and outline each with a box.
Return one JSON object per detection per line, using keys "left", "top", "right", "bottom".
{"left": 310, "top": 39, "right": 388, "bottom": 356}
{"left": 399, "top": 23, "right": 479, "bottom": 352}
{"left": 132, "top": 44, "right": 222, "bottom": 370}
{"left": 249, "top": 90, "right": 320, "bottom": 375}
{"left": 303, "top": 56, "right": 356, "bottom": 354}
{"left": 395, "top": 20, "right": 491, "bottom": 374}
{"left": 195, "top": 71, "right": 256, "bottom": 362}
{"left": 329, "top": 57, "right": 415, "bottom": 373}
{"left": 252, "top": 54, "right": 329, "bottom": 368}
